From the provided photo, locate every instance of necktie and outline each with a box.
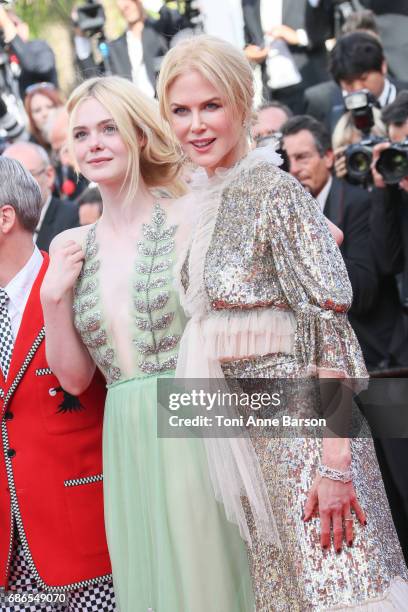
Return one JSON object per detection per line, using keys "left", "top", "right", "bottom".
{"left": 0, "top": 288, "right": 14, "bottom": 380}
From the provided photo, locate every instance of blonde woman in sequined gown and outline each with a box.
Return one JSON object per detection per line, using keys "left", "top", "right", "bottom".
{"left": 40, "top": 76, "right": 255, "bottom": 612}
{"left": 157, "top": 35, "right": 408, "bottom": 611}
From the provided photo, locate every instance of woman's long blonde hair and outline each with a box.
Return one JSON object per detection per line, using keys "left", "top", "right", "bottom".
{"left": 157, "top": 35, "right": 255, "bottom": 126}
{"left": 67, "top": 76, "right": 185, "bottom": 199}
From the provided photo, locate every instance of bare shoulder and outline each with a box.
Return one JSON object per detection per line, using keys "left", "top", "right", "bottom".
{"left": 49, "top": 225, "right": 93, "bottom": 255}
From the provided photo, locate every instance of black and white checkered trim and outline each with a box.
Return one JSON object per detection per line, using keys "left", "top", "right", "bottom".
{"left": 2, "top": 329, "right": 45, "bottom": 414}
{"left": 35, "top": 368, "right": 53, "bottom": 376}
{"left": 7, "top": 537, "right": 116, "bottom": 611}
{"left": 1, "top": 329, "right": 112, "bottom": 592}
{"left": 2, "top": 329, "right": 45, "bottom": 581}
{"left": 0, "top": 289, "right": 14, "bottom": 381}
{"left": 0, "top": 387, "right": 4, "bottom": 399}
{"left": 64, "top": 474, "right": 103, "bottom": 487}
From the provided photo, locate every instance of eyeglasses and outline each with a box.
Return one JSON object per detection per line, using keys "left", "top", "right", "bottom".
{"left": 25, "top": 82, "right": 57, "bottom": 96}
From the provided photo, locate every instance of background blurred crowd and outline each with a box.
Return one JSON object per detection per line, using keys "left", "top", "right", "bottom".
{"left": 1, "top": 0, "right": 408, "bottom": 376}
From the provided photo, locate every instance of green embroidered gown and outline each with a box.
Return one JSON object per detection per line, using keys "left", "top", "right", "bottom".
{"left": 73, "top": 204, "right": 254, "bottom": 612}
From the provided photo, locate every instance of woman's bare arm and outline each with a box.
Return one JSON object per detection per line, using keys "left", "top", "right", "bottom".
{"left": 41, "top": 231, "right": 96, "bottom": 395}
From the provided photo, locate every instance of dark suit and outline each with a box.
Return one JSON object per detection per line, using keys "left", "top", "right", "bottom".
{"left": 242, "top": 0, "right": 330, "bottom": 112}
{"left": 324, "top": 176, "right": 400, "bottom": 369}
{"left": 36, "top": 197, "right": 79, "bottom": 253}
{"left": 309, "top": 0, "right": 408, "bottom": 81}
{"left": 304, "top": 78, "right": 408, "bottom": 133}
{"left": 370, "top": 186, "right": 408, "bottom": 367}
{"left": 363, "top": 184, "right": 408, "bottom": 564}
{"left": 77, "top": 19, "right": 168, "bottom": 89}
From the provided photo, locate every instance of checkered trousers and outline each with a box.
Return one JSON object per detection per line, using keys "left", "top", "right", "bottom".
{"left": 3, "top": 536, "right": 116, "bottom": 612}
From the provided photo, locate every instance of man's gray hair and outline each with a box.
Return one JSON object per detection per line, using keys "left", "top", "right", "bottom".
{"left": 0, "top": 157, "right": 42, "bottom": 232}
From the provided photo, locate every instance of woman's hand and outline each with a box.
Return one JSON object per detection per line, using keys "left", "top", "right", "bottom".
{"left": 41, "top": 240, "right": 84, "bottom": 303}
{"left": 303, "top": 474, "right": 366, "bottom": 551}
{"left": 269, "top": 25, "right": 300, "bottom": 46}
{"left": 325, "top": 218, "right": 344, "bottom": 247}
{"left": 333, "top": 146, "right": 347, "bottom": 179}
{"left": 244, "top": 45, "right": 268, "bottom": 63}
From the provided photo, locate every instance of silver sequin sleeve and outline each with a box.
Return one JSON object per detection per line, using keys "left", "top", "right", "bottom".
{"left": 263, "top": 166, "right": 367, "bottom": 378}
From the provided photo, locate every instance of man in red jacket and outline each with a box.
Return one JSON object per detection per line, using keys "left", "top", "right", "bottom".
{"left": 0, "top": 157, "right": 115, "bottom": 610}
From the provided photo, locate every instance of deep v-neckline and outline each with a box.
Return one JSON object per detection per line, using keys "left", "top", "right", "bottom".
{"left": 74, "top": 203, "right": 182, "bottom": 382}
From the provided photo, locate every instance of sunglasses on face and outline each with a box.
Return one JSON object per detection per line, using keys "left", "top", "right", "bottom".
{"left": 25, "top": 82, "right": 57, "bottom": 96}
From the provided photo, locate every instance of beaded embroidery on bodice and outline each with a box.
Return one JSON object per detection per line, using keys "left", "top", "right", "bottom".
{"left": 73, "top": 203, "right": 184, "bottom": 384}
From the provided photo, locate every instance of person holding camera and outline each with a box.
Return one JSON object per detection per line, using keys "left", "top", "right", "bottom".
{"left": 74, "top": 0, "right": 171, "bottom": 97}
{"left": 280, "top": 114, "right": 401, "bottom": 371}
{"left": 369, "top": 91, "right": 408, "bottom": 367}
{"left": 305, "top": 31, "right": 407, "bottom": 134}
{"left": 0, "top": 4, "right": 57, "bottom": 98}
{"left": 354, "top": 90, "right": 408, "bottom": 564}
{"left": 307, "top": 0, "right": 408, "bottom": 81}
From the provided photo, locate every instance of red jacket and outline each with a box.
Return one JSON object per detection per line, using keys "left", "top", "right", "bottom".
{"left": 0, "top": 254, "right": 112, "bottom": 590}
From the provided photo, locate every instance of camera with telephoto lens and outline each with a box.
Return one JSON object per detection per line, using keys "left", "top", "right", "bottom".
{"left": 0, "top": 0, "right": 26, "bottom": 143}
{"left": 375, "top": 139, "right": 408, "bottom": 185}
{"left": 344, "top": 89, "right": 386, "bottom": 185}
{"left": 75, "top": 0, "right": 106, "bottom": 37}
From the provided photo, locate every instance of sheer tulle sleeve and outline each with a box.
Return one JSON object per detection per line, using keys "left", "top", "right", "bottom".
{"left": 264, "top": 168, "right": 367, "bottom": 379}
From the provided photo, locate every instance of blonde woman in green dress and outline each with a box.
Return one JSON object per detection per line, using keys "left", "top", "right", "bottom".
{"left": 40, "top": 76, "right": 255, "bottom": 612}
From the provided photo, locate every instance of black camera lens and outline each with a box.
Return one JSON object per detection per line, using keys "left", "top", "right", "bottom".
{"left": 350, "top": 150, "right": 372, "bottom": 173}
{"left": 345, "top": 145, "right": 373, "bottom": 182}
{"left": 376, "top": 146, "right": 408, "bottom": 185}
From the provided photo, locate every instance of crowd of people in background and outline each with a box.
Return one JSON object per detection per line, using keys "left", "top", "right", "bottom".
{"left": 2, "top": 0, "right": 408, "bottom": 373}
{"left": 1, "top": 1, "right": 408, "bottom": 610}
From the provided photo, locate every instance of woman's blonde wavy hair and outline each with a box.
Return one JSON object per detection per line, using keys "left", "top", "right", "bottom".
{"left": 67, "top": 76, "right": 186, "bottom": 199}
{"left": 157, "top": 35, "right": 255, "bottom": 126}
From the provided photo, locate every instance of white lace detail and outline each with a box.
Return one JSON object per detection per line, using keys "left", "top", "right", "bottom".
{"left": 175, "top": 144, "right": 283, "bottom": 548}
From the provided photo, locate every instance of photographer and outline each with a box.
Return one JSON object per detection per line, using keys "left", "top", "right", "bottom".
{"left": 304, "top": 31, "right": 407, "bottom": 133}
{"left": 307, "top": 0, "right": 408, "bottom": 81}
{"left": 359, "top": 90, "right": 408, "bottom": 564}
{"left": 73, "top": 1, "right": 177, "bottom": 97}
{"left": 370, "top": 91, "right": 408, "bottom": 367}
{"left": 331, "top": 89, "right": 387, "bottom": 184}
{"left": 0, "top": 4, "right": 57, "bottom": 97}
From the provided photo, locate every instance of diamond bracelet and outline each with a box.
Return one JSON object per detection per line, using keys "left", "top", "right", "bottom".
{"left": 318, "top": 464, "right": 352, "bottom": 483}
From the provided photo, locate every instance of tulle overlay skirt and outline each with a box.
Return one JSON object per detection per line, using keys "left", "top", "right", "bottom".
{"left": 222, "top": 355, "right": 408, "bottom": 612}
{"left": 103, "top": 374, "right": 255, "bottom": 612}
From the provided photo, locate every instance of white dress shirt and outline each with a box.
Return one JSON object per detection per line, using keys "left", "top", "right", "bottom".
{"left": 261, "top": 0, "right": 283, "bottom": 31}
{"left": 260, "top": 0, "right": 309, "bottom": 46}
{"left": 126, "top": 31, "right": 155, "bottom": 98}
{"left": 200, "top": 0, "right": 245, "bottom": 48}
{"left": 4, "top": 247, "right": 43, "bottom": 341}
{"left": 316, "top": 176, "right": 333, "bottom": 213}
{"left": 377, "top": 78, "right": 397, "bottom": 108}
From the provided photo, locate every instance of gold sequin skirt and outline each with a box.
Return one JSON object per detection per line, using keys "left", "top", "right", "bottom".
{"left": 222, "top": 354, "right": 408, "bottom": 612}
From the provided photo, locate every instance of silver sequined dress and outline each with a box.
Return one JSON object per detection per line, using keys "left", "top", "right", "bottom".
{"left": 178, "top": 150, "right": 408, "bottom": 611}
